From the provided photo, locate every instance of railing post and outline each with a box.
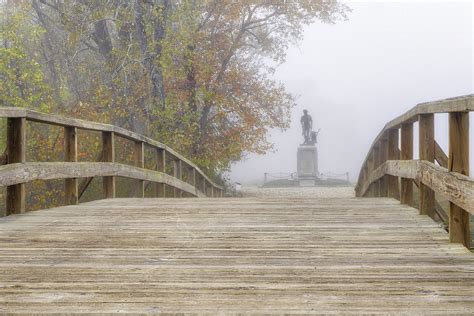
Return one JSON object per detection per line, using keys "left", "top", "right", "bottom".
{"left": 178, "top": 160, "right": 183, "bottom": 198}
{"left": 387, "top": 128, "right": 400, "bottom": 200}
{"left": 191, "top": 168, "right": 196, "bottom": 197}
{"left": 102, "top": 131, "right": 115, "bottom": 199}
{"left": 372, "top": 145, "right": 380, "bottom": 197}
{"left": 6, "top": 117, "right": 26, "bottom": 214}
{"left": 134, "top": 141, "right": 145, "bottom": 198}
{"left": 448, "top": 112, "right": 470, "bottom": 248}
{"left": 379, "top": 135, "right": 388, "bottom": 197}
{"left": 419, "top": 114, "right": 435, "bottom": 217}
{"left": 202, "top": 178, "right": 207, "bottom": 197}
{"left": 400, "top": 123, "right": 413, "bottom": 205}
{"left": 211, "top": 186, "right": 214, "bottom": 198}
{"left": 64, "top": 126, "right": 78, "bottom": 205}
{"left": 156, "top": 148, "right": 166, "bottom": 197}
{"left": 367, "top": 152, "right": 375, "bottom": 197}
{"left": 172, "top": 159, "right": 180, "bottom": 197}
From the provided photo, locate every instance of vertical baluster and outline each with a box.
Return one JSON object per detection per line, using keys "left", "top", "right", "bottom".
{"left": 419, "top": 114, "right": 435, "bottom": 217}
{"left": 134, "top": 141, "right": 145, "bottom": 198}
{"left": 156, "top": 148, "right": 166, "bottom": 197}
{"left": 387, "top": 128, "right": 400, "bottom": 199}
{"left": 379, "top": 135, "right": 388, "bottom": 197}
{"left": 6, "top": 117, "right": 26, "bottom": 214}
{"left": 64, "top": 126, "right": 78, "bottom": 205}
{"left": 400, "top": 123, "right": 413, "bottom": 205}
{"left": 448, "top": 112, "right": 470, "bottom": 248}
{"left": 102, "top": 131, "right": 115, "bottom": 199}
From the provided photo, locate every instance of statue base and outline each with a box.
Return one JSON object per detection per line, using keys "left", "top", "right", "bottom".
{"left": 297, "top": 145, "right": 319, "bottom": 183}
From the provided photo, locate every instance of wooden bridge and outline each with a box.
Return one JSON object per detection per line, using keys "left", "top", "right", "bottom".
{"left": 0, "top": 95, "right": 473, "bottom": 313}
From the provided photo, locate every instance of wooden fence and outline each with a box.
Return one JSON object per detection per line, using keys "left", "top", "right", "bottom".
{"left": 0, "top": 107, "right": 224, "bottom": 216}
{"left": 355, "top": 95, "right": 473, "bottom": 249}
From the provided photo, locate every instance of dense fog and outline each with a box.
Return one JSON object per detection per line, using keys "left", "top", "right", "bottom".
{"left": 230, "top": 1, "right": 473, "bottom": 185}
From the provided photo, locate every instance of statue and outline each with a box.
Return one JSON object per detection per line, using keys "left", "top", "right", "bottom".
{"left": 300, "top": 109, "right": 313, "bottom": 145}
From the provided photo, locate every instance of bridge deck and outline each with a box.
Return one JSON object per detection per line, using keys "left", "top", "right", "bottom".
{"left": 0, "top": 193, "right": 473, "bottom": 313}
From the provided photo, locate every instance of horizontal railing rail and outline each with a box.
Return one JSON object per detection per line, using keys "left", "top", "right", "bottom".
{"left": 355, "top": 94, "right": 473, "bottom": 249}
{"left": 0, "top": 107, "right": 224, "bottom": 216}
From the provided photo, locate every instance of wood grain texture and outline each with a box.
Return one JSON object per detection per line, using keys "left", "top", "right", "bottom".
{"left": 387, "top": 129, "right": 400, "bottom": 199}
{"left": 359, "top": 160, "right": 474, "bottom": 215}
{"left": 400, "top": 123, "right": 413, "bottom": 205}
{"left": 6, "top": 117, "right": 26, "bottom": 215}
{"left": 0, "top": 162, "right": 206, "bottom": 198}
{"left": 0, "top": 107, "right": 223, "bottom": 191}
{"left": 448, "top": 112, "right": 470, "bottom": 248}
{"left": 156, "top": 149, "right": 166, "bottom": 197}
{"left": 102, "top": 131, "right": 116, "bottom": 199}
{"left": 64, "top": 126, "right": 79, "bottom": 205}
{"left": 356, "top": 94, "right": 473, "bottom": 185}
{"left": 0, "top": 193, "right": 473, "bottom": 313}
{"left": 419, "top": 114, "right": 435, "bottom": 217}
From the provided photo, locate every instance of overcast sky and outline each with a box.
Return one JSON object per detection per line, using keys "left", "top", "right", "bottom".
{"left": 230, "top": 0, "right": 473, "bottom": 184}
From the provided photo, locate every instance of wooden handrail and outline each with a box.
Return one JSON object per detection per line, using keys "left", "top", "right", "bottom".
{"left": 358, "top": 160, "right": 474, "bottom": 214}
{"left": 0, "top": 108, "right": 224, "bottom": 215}
{"left": 355, "top": 94, "right": 473, "bottom": 249}
{"left": 0, "top": 107, "right": 221, "bottom": 190}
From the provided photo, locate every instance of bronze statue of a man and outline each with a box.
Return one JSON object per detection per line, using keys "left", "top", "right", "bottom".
{"left": 300, "top": 109, "right": 313, "bottom": 144}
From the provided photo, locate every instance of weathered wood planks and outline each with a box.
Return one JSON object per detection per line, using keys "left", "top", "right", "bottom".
{"left": 0, "top": 191, "right": 473, "bottom": 313}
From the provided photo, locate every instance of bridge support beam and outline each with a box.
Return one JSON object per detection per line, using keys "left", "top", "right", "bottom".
{"left": 64, "top": 127, "right": 78, "bottom": 205}
{"left": 448, "top": 112, "right": 470, "bottom": 248}
{"left": 6, "top": 117, "right": 26, "bottom": 215}
{"left": 419, "top": 114, "right": 435, "bottom": 217}
{"left": 387, "top": 129, "right": 400, "bottom": 200}
{"left": 400, "top": 123, "right": 413, "bottom": 206}
{"left": 102, "top": 131, "right": 115, "bottom": 199}
{"left": 156, "top": 149, "right": 166, "bottom": 197}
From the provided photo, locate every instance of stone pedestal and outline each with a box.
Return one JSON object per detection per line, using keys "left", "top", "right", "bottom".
{"left": 297, "top": 145, "right": 319, "bottom": 179}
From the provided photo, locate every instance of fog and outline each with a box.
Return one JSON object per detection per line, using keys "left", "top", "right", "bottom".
{"left": 230, "top": 0, "right": 473, "bottom": 185}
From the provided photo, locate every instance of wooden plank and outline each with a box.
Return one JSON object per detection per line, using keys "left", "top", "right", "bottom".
{"left": 78, "top": 151, "right": 103, "bottom": 200}
{"left": 387, "top": 129, "right": 400, "bottom": 200}
{"left": 400, "top": 123, "right": 413, "bottom": 205}
{"left": 0, "top": 162, "right": 204, "bottom": 198}
{"left": 172, "top": 160, "right": 179, "bottom": 198}
{"left": 418, "top": 114, "right": 435, "bottom": 217}
{"left": 448, "top": 112, "right": 470, "bottom": 248}
{"left": 102, "top": 132, "right": 115, "bottom": 199}
{"left": 0, "top": 108, "right": 223, "bottom": 191}
{"left": 6, "top": 117, "right": 26, "bottom": 215}
{"left": 156, "top": 149, "right": 166, "bottom": 197}
{"left": 367, "top": 154, "right": 375, "bottom": 197}
{"left": 379, "top": 136, "right": 388, "bottom": 197}
{"left": 134, "top": 141, "right": 145, "bottom": 198}
{"left": 356, "top": 94, "right": 473, "bottom": 191}
{"left": 64, "top": 127, "right": 78, "bottom": 205}
{"left": 0, "top": 191, "right": 473, "bottom": 313}
{"left": 360, "top": 160, "right": 474, "bottom": 217}
{"left": 434, "top": 141, "right": 448, "bottom": 168}
{"left": 372, "top": 146, "right": 380, "bottom": 197}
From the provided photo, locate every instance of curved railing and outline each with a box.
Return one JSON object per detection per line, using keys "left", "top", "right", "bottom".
{"left": 355, "top": 94, "right": 473, "bottom": 249}
{"left": 0, "top": 107, "right": 224, "bottom": 216}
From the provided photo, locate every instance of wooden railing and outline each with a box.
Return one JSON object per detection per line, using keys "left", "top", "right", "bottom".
{"left": 355, "top": 95, "right": 473, "bottom": 249}
{"left": 0, "top": 107, "right": 224, "bottom": 216}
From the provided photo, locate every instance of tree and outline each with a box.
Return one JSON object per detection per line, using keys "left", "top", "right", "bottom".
{"left": 1, "top": 0, "right": 350, "bottom": 178}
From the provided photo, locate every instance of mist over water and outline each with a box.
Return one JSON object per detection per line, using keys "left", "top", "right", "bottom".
{"left": 230, "top": 1, "right": 473, "bottom": 185}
